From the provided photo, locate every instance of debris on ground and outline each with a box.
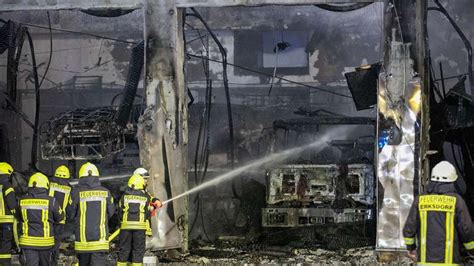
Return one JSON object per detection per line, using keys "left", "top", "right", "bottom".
{"left": 156, "top": 244, "right": 415, "bottom": 265}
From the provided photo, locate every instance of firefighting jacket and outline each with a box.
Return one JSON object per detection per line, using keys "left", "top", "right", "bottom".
{"left": 118, "top": 188, "right": 152, "bottom": 230}
{"left": 68, "top": 176, "right": 115, "bottom": 252}
{"left": 403, "top": 183, "right": 474, "bottom": 265}
{"left": 48, "top": 176, "right": 72, "bottom": 224}
{"left": 18, "top": 188, "right": 64, "bottom": 249}
{"left": 0, "top": 174, "right": 17, "bottom": 224}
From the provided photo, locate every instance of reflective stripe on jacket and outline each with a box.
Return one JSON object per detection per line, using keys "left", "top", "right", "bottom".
{"left": 48, "top": 177, "right": 72, "bottom": 224}
{"left": 118, "top": 188, "right": 151, "bottom": 230}
{"left": 18, "top": 188, "right": 63, "bottom": 249}
{"left": 68, "top": 176, "right": 115, "bottom": 252}
{"left": 403, "top": 183, "right": 474, "bottom": 265}
{"left": 0, "top": 177, "right": 17, "bottom": 224}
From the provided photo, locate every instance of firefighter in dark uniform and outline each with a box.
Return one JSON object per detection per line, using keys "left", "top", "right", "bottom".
{"left": 19, "top": 172, "right": 64, "bottom": 266}
{"left": 68, "top": 162, "right": 115, "bottom": 266}
{"left": 133, "top": 167, "right": 162, "bottom": 237}
{"left": 117, "top": 174, "right": 161, "bottom": 266}
{"left": 403, "top": 161, "right": 474, "bottom": 265}
{"left": 48, "top": 165, "right": 73, "bottom": 266}
{"left": 0, "top": 162, "right": 17, "bottom": 266}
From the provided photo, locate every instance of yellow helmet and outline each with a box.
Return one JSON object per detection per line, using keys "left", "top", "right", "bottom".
{"left": 128, "top": 174, "right": 145, "bottom": 190}
{"left": 0, "top": 162, "right": 13, "bottom": 175}
{"left": 54, "top": 165, "right": 70, "bottom": 179}
{"left": 78, "top": 162, "right": 99, "bottom": 178}
{"left": 28, "top": 172, "right": 49, "bottom": 189}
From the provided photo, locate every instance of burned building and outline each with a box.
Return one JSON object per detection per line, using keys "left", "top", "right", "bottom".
{"left": 0, "top": 0, "right": 473, "bottom": 264}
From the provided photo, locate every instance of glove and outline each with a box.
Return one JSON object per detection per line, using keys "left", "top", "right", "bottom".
{"left": 149, "top": 200, "right": 162, "bottom": 217}
{"left": 153, "top": 200, "right": 163, "bottom": 209}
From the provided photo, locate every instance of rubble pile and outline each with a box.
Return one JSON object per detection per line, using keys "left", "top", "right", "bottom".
{"left": 156, "top": 244, "right": 414, "bottom": 264}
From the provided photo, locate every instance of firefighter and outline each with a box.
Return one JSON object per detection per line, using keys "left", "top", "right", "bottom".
{"left": 0, "top": 162, "right": 17, "bottom": 266}
{"left": 403, "top": 161, "right": 474, "bottom": 264}
{"left": 68, "top": 162, "right": 115, "bottom": 266}
{"left": 18, "top": 172, "right": 63, "bottom": 266}
{"left": 133, "top": 167, "right": 162, "bottom": 236}
{"left": 117, "top": 174, "right": 158, "bottom": 265}
{"left": 48, "top": 165, "right": 73, "bottom": 266}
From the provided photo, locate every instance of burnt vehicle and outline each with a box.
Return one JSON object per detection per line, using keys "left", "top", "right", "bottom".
{"left": 262, "top": 113, "right": 376, "bottom": 228}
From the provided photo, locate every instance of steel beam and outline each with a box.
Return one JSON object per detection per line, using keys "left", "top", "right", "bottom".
{"left": 0, "top": 0, "right": 141, "bottom": 11}
{"left": 175, "top": 0, "right": 378, "bottom": 7}
{"left": 0, "top": 0, "right": 379, "bottom": 11}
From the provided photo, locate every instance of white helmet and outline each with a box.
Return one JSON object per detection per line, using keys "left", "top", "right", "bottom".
{"left": 431, "top": 161, "right": 457, "bottom": 183}
{"left": 133, "top": 167, "right": 150, "bottom": 179}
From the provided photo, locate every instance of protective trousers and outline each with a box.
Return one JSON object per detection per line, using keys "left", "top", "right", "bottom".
{"left": 77, "top": 252, "right": 106, "bottom": 266}
{"left": 117, "top": 229, "right": 145, "bottom": 266}
{"left": 0, "top": 224, "right": 13, "bottom": 266}
{"left": 22, "top": 248, "right": 52, "bottom": 266}
{"left": 51, "top": 224, "right": 64, "bottom": 266}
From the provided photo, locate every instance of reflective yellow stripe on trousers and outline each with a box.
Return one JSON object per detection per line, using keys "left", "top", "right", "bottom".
{"left": 420, "top": 210, "right": 427, "bottom": 263}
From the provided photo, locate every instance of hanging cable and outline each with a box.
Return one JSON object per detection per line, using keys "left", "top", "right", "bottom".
{"left": 188, "top": 8, "right": 239, "bottom": 199}
{"left": 25, "top": 30, "right": 41, "bottom": 171}
{"left": 199, "top": 79, "right": 212, "bottom": 241}
{"left": 188, "top": 9, "right": 235, "bottom": 171}
{"left": 6, "top": 22, "right": 25, "bottom": 103}
{"left": 187, "top": 23, "right": 213, "bottom": 237}
{"left": 38, "top": 11, "right": 52, "bottom": 88}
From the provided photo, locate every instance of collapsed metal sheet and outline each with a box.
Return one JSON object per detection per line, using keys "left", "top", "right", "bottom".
{"left": 376, "top": 40, "right": 421, "bottom": 250}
